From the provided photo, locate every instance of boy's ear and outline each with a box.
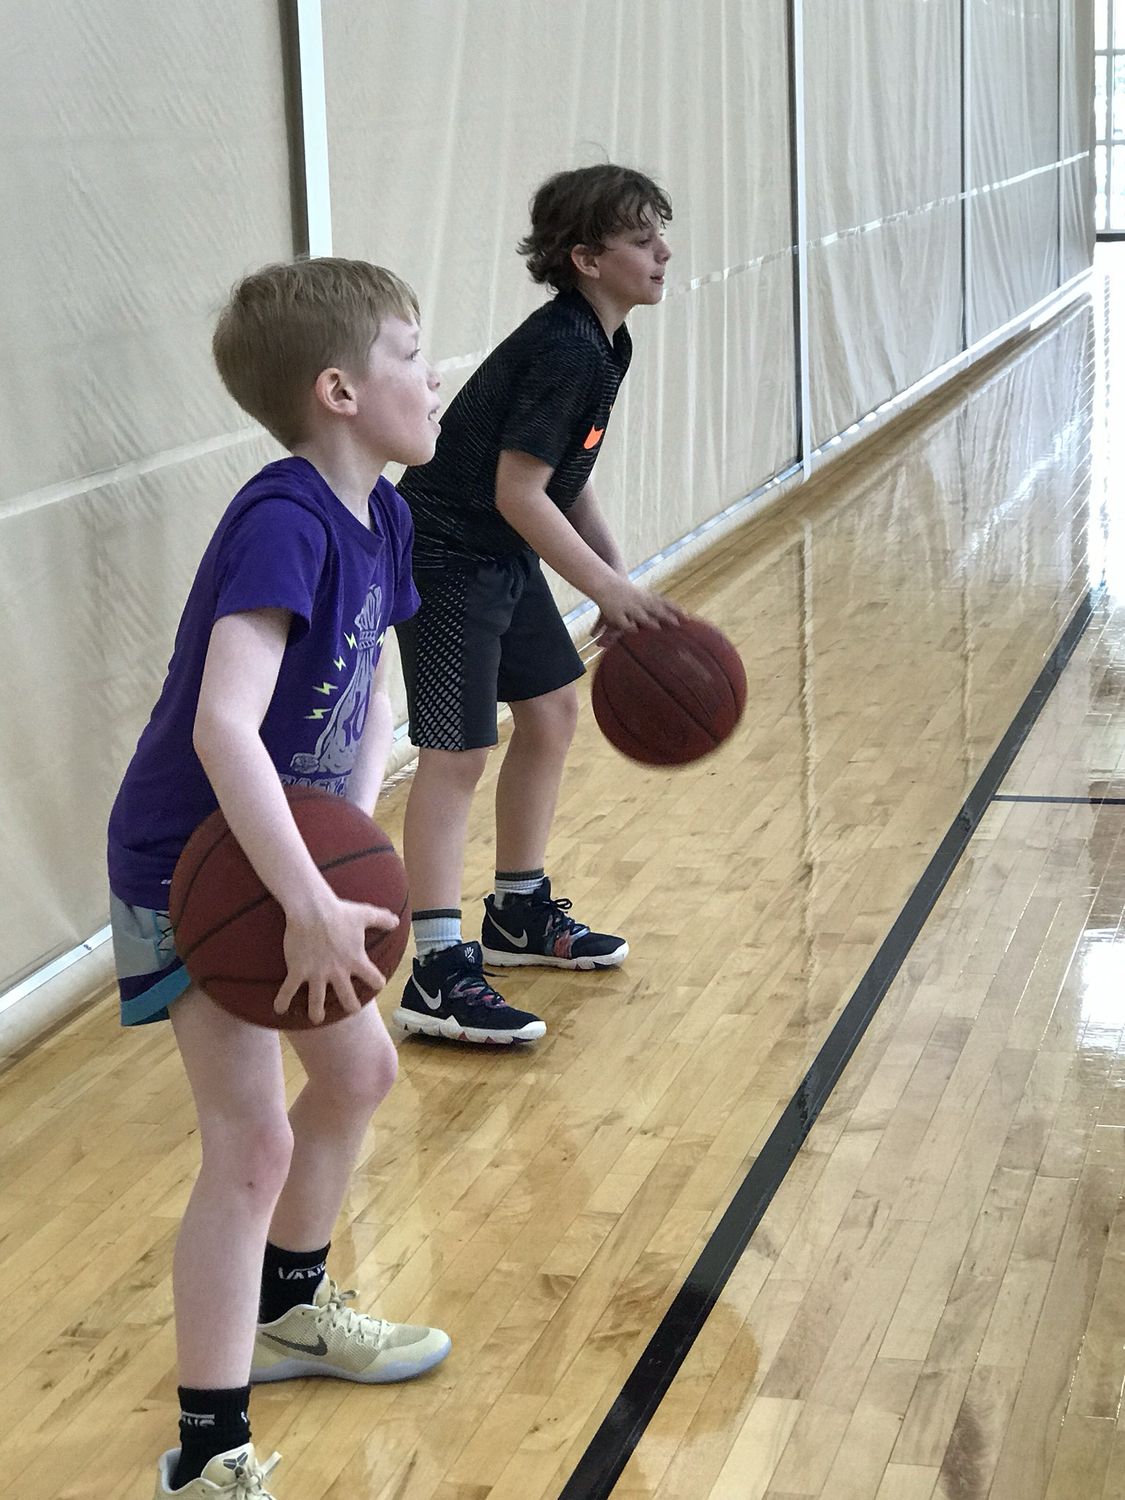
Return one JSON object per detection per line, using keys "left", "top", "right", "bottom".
{"left": 570, "top": 243, "right": 601, "bottom": 282}
{"left": 313, "top": 366, "right": 356, "bottom": 417}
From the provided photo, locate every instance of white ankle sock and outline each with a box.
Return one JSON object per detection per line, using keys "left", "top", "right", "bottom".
{"left": 492, "top": 869, "right": 545, "bottom": 908}
{"left": 413, "top": 909, "right": 462, "bottom": 961}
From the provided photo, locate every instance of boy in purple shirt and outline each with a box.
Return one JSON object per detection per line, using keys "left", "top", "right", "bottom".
{"left": 107, "top": 259, "right": 449, "bottom": 1500}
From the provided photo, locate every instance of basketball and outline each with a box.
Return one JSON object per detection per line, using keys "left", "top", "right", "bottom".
{"left": 169, "top": 785, "right": 410, "bottom": 1029}
{"left": 591, "top": 615, "right": 746, "bottom": 766}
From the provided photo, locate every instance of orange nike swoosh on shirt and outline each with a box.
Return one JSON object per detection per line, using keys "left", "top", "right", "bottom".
{"left": 583, "top": 426, "right": 605, "bottom": 450}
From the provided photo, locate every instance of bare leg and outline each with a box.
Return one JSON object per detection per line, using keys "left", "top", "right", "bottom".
{"left": 267, "top": 1002, "right": 398, "bottom": 1250}
{"left": 403, "top": 746, "right": 490, "bottom": 912}
{"left": 170, "top": 987, "right": 292, "bottom": 1388}
{"left": 495, "top": 684, "right": 579, "bottom": 872}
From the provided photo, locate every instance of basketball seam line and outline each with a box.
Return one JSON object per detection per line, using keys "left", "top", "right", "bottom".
{"left": 593, "top": 681, "right": 661, "bottom": 760}
{"left": 197, "top": 890, "right": 411, "bottom": 990}
{"left": 616, "top": 638, "right": 735, "bottom": 744}
{"left": 176, "top": 845, "right": 395, "bottom": 961}
{"left": 171, "top": 788, "right": 356, "bottom": 923}
{"left": 170, "top": 825, "right": 235, "bottom": 926}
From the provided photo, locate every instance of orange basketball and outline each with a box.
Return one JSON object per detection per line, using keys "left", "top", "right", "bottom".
{"left": 169, "top": 785, "right": 409, "bottom": 1029}
{"left": 592, "top": 616, "right": 746, "bottom": 766}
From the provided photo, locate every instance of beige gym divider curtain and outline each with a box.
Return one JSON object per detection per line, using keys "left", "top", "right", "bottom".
{"left": 0, "top": 2, "right": 292, "bottom": 990}
{"left": 0, "top": 0, "right": 1095, "bottom": 1013}
{"left": 969, "top": 0, "right": 1063, "bottom": 336}
{"left": 321, "top": 0, "right": 798, "bottom": 621}
{"left": 803, "top": 0, "right": 964, "bottom": 449}
{"left": 1062, "top": 0, "right": 1097, "bottom": 282}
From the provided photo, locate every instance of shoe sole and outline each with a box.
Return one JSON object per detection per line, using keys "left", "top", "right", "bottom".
{"left": 392, "top": 1008, "right": 546, "bottom": 1043}
{"left": 481, "top": 941, "right": 629, "bottom": 970}
{"left": 251, "top": 1331, "right": 452, "bottom": 1385}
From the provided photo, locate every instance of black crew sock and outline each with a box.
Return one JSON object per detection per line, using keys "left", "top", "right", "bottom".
{"left": 171, "top": 1385, "right": 251, "bottom": 1488}
{"left": 257, "top": 1240, "right": 330, "bottom": 1325}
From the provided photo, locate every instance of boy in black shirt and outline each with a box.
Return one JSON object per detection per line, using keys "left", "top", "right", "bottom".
{"left": 394, "top": 164, "right": 677, "bottom": 1044}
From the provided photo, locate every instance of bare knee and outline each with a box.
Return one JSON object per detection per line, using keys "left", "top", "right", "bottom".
{"left": 298, "top": 1018, "right": 398, "bottom": 1123}
{"left": 414, "top": 746, "right": 490, "bottom": 796}
{"left": 199, "top": 1108, "right": 294, "bottom": 1207}
{"left": 510, "top": 684, "right": 579, "bottom": 750}
{"left": 332, "top": 1025, "right": 398, "bottom": 1116}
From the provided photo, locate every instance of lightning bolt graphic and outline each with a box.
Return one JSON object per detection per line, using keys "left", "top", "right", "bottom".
{"left": 306, "top": 708, "right": 328, "bottom": 720}
{"left": 334, "top": 656, "right": 346, "bottom": 672}
{"left": 345, "top": 632, "right": 358, "bottom": 649}
{"left": 312, "top": 681, "right": 336, "bottom": 696}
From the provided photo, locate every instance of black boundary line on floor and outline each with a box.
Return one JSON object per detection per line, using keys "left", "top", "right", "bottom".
{"left": 994, "top": 793, "right": 1125, "bottom": 806}
{"left": 557, "top": 587, "right": 1097, "bottom": 1500}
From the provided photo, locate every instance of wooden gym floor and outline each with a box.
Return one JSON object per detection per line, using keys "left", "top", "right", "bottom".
{"left": 2, "top": 248, "right": 1123, "bottom": 1499}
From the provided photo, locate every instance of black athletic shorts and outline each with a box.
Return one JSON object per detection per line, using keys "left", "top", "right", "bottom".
{"left": 396, "top": 555, "right": 585, "bottom": 751}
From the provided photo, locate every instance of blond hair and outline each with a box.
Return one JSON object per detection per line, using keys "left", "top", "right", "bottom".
{"left": 212, "top": 258, "right": 420, "bottom": 448}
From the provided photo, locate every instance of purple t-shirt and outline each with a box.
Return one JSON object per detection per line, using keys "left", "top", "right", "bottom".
{"left": 107, "top": 456, "right": 420, "bottom": 910}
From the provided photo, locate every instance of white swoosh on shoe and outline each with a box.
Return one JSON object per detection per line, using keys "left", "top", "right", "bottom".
{"left": 489, "top": 916, "right": 529, "bottom": 949}
{"left": 415, "top": 978, "right": 444, "bottom": 1010}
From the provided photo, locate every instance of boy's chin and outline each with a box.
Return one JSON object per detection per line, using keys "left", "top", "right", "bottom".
{"left": 398, "top": 433, "right": 439, "bottom": 467}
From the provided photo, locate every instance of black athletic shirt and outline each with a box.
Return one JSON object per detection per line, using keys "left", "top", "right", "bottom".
{"left": 398, "top": 288, "right": 631, "bottom": 566}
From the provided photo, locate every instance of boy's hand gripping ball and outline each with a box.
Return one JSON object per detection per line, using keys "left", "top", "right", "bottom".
{"left": 170, "top": 785, "right": 409, "bottom": 1028}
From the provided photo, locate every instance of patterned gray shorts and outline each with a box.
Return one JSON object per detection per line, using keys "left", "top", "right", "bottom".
{"left": 109, "top": 892, "right": 192, "bottom": 1026}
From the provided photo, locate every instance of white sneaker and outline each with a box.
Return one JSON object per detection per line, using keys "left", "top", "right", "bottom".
{"left": 154, "top": 1444, "right": 281, "bottom": 1497}
{"left": 251, "top": 1275, "right": 451, "bottom": 1384}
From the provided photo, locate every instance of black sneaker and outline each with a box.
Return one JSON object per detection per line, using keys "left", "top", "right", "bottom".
{"left": 481, "top": 878, "right": 629, "bottom": 970}
{"left": 392, "top": 941, "right": 546, "bottom": 1044}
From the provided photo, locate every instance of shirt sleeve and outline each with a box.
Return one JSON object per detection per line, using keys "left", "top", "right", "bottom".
{"left": 213, "top": 498, "right": 329, "bottom": 640}
{"left": 499, "top": 337, "right": 601, "bottom": 470}
{"left": 386, "top": 491, "right": 422, "bottom": 626}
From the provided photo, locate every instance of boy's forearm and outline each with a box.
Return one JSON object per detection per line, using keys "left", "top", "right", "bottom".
{"left": 567, "top": 489, "right": 627, "bottom": 574}
{"left": 346, "top": 687, "right": 394, "bottom": 815}
{"left": 497, "top": 484, "right": 622, "bottom": 600}
{"left": 194, "top": 717, "right": 335, "bottom": 922}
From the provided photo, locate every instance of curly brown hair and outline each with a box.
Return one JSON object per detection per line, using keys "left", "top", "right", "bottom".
{"left": 517, "top": 164, "right": 672, "bottom": 293}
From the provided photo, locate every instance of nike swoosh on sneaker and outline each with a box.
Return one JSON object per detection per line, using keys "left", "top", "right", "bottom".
{"left": 260, "top": 1331, "right": 329, "bottom": 1356}
{"left": 489, "top": 916, "right": 529, "bottom": 949}
{"left": 414, "top": 977, "right": 444, "bottom": 1010}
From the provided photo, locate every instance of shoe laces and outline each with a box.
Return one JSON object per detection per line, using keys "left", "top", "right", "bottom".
{"left": 221, "top": 1450, "right": 281, "bottom": 1498}
{"left": 449, "top": 966, "right": 508, "bottom": 1010}
{"left": 527, "top": 892, "right": 590, "bottom": 944}
{"left": 316, "top": 1278, "right": 391, "bottom": 1347}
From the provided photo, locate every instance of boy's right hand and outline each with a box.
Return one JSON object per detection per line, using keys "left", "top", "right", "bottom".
{"left": 592, "top": 577, "right": 681, "bottom": 642}
{"left": 274, "top": 893, "right": 400, "bottom": 1025}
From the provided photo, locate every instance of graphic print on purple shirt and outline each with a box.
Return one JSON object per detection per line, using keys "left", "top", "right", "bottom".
{"left": 107, "top": 457, "right": 420, "bottom": 911}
